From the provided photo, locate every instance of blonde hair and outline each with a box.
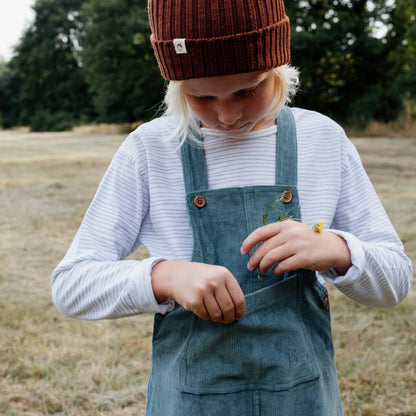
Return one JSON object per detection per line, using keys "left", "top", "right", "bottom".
{"left": 163, "top": 65, "right": 300, "bottom": 145}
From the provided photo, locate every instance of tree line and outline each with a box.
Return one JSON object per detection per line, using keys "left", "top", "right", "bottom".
{"left": 0, "top": 0, "right": 415, "bottom": 131}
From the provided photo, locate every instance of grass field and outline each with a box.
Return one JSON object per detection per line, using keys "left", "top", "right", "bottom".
{"left": 0, "top": 129, "right": 415, "bottom": 415}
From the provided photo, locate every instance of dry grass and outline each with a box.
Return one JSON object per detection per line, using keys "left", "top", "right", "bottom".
{"left": 346, "top": 108, "right": 416, "bottom": 139}
{"left": 0, "top": 129, "right": 415, "bottom": 415}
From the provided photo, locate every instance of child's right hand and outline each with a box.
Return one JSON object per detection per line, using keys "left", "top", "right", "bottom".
{"left": 151, "top": 261, "right": 245, "bottom": 324}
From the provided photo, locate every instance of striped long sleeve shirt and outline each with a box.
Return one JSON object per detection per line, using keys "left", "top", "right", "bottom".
{"left": 51, "top": 108, "right": 413, "bottom": 319}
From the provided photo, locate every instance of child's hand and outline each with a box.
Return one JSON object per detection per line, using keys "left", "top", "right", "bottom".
{"left": 240, "top": 220, "right": 352, "bottom": 276}
{"left": 151, "top": 261, "right": 245, "bottom": 324}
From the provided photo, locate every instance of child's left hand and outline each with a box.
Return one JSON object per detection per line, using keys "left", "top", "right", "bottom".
{"left": 240, "top": 220, "right": 352, "bottom": 276}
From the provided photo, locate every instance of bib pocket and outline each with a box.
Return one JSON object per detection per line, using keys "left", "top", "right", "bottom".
{"left": 179, "top": 275, "right": 320, "bottom": 395}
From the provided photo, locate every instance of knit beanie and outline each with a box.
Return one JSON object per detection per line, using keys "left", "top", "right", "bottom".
{"left": 148, "top": 0, "right": 291, "bottom": 81}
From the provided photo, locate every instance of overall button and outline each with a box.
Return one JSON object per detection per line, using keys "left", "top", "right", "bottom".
{"left": 324, "top": 298, "right": 330, "bottom": 311}
{"left": 281, "top": 190, "right": 293, "bottom": 204}
{"left": 194, "top": 195, "right": 206, "bottom": 208}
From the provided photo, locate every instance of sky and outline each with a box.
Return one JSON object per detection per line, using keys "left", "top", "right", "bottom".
{"left": 0, "top": 0, "right": 35, "bottom": 61}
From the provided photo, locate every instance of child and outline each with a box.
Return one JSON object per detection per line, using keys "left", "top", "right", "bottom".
{"left": 51, "top": 0, "right": 413, "bottom": 414}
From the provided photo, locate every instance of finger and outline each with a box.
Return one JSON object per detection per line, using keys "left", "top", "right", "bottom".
{"left": 247, "top": 234, "right": 285, "bottom": 271}
{"left": 240, "top": 222, "right": 283, "bottom": 255}
{"left": 203, "top": 294, "right": 225, "bottom": 323}
{"left": 272, "top": 254, "right": 299, "bottom": 275}
{"left": 191, "top": 304, "right": 211, "bottom": 321}
{"left": 257, "top": 243, "right": 298, "bottom": 273}
{"left": 183, "top": 294, "right": 211, "bottom": 321}
{"left": 225, "top": 280, "right": 245, "bottom": 321}
{"left": 213, "top": 289, "right": 238, "bottom": 324}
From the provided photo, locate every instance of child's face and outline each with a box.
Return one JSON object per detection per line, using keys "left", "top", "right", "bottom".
{"left": 182, "top": 70, "right": 277, "bottom": 136}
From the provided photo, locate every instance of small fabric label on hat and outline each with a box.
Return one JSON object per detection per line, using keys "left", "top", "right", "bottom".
{"left": 173, "top": 38, "right": 187, "bottom": 54}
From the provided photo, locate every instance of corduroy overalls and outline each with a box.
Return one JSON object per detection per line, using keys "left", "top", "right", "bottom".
{"left": 145, "top": 107, "right": 343, "bottom": 415}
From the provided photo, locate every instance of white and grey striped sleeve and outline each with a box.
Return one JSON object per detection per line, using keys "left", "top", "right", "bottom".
{"left": 50, "top": 148, "right": 174, "bottom": 320}
{"left": 318, "top": 134, "right": 412, "bottom": 307}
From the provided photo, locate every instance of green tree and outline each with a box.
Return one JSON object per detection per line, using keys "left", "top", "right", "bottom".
{"left": 286, "top": 0, "right": 403, "bottom": 125}
{"left": 8, "top": 0, "right": 93, "bottom": 131}
{"left": 391, "top": 0, "right": 416, "bottom": 101}
{"left": 0, "top": 61, "right": 23, "bottom": 128}
{"left": 80, "top": 0, "right": 164, "bottom": 123}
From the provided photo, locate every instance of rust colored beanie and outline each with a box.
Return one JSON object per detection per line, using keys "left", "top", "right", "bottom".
{"left": 148, "top": 0, "right": 291, "bottom": 80}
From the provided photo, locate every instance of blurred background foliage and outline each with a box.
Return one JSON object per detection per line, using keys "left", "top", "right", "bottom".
{"left": 0, "top": 0, "right": 415, "bottom": 131}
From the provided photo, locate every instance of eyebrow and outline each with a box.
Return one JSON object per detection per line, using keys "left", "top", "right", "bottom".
{"left": 229, "top": 76, "right": 268, "bottom": 96}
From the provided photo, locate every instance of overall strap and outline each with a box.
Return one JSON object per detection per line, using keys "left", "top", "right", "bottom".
{"left": 276, "top": 106, "right": 298, "bottom": 187}
{"left": 180, "top": 125, "right": 208, "bottom": 192}
{"left": 180, "top": 106, "right": 298, "bottom": 194}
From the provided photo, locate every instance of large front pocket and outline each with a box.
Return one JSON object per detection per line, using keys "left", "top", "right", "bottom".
{"left": 179, "top": 276, "right": 320, "bottom": 394}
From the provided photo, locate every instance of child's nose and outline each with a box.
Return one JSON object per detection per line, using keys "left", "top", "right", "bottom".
{"left": 216, "top": 101, "right": 242, "bottom": 126}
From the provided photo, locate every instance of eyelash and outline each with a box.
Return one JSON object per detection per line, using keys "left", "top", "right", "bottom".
{"left": 236, "top": 88, "right": 258, "bottom": 98}
{"left": 194, "top": 87, "right": 258, "bottom": 102}
{"left": 195, "top": 95, "right": 214, "bottom": 102}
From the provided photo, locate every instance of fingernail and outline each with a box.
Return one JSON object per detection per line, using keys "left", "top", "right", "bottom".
{"left": 247, "top": 262, "right": 254, "bottom": 271}
{"left": 240, "top": 247, "right": 246, "bottom": 255}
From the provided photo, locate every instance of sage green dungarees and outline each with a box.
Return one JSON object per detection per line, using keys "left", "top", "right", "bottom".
{"left": 145, "top": 107, "right": 343, "bottom": 415}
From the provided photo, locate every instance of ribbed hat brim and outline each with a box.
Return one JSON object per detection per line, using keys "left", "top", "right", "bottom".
{"left": 151, "top": 17, "right": 290, "bottom": 80}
